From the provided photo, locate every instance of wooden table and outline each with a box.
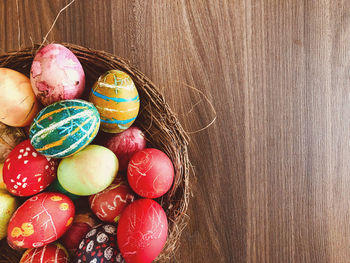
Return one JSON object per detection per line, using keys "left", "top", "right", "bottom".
{"left": 3, "top": 0, "right": 350, "bottom": 262}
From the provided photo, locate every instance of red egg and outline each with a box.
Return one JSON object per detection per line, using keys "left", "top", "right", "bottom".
{"left": 105, "top": 126, "right": 146, "bottom": 171}
{"left": 89, "top": 181, "right": 135, "bottom": 223}
{"left": 117, "top": 199, "right": 168, "bottom": 263}
{"left": 3, "top": 140, "right": 58, "bottom": 196}
{"left": 20, "top": 243, "right": 69, "bottom": 263}
{"left": 60, "top": 212, "right": 97, "bottom": 252}
{"left": 7, "top": 192, "right": 75, "bottom": 249}
{"left": 127, "top": 148, "right": 174, "bottom": 198}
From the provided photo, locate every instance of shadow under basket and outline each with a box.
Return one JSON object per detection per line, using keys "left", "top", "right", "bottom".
{"left": 0, "top": 43, "right": 191, "bottom": 263}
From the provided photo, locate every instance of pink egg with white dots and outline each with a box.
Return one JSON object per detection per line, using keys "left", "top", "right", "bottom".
{"left": 3, "top": 140, "right": 58, "bottom": 196}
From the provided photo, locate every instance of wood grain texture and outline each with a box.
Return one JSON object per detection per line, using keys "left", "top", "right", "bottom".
{"left": 2, "top": 0, "right": 350, "bottom": 262}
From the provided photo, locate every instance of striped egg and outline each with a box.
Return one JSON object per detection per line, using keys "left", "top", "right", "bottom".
{"left": 89, "top": 70, "right": 140, "bottom": 133}
{"left": 29, "top": 100, "right": 100, "bottom": 158}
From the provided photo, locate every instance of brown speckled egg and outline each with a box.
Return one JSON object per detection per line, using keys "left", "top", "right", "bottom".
{"left": 75, "top": 224, "right": 124, "bottom": 263}
{"left": 3, "top": 140, "right": 58, "bottom": 196}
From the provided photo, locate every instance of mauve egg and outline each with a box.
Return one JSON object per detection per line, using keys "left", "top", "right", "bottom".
{"left": 89, "top": 180, "right": 135, "bottom": 223}
{"left": 3, "top": 140, "right": 58, "bottom": 196}
{"left": 20, "top": 243, "right": 69, "bottom": 263}
{"left": 0, "top": 68, "right": 40, "bottom": 127}
{"left": 127, "top": 148, "right": 174, "bottom": 198}
{"left": 7, "top": 192, "right": 75, "bottom": 249}
{"left": 30, "top": 43, "right": 85, "bottom": 106}
{"left": 75, "top": 224, "right": 124, "bottom": 263}
{"left": 117, "top": 199, "right": 168, "bottom": 263}
{"left": 105, "top": 126, "right": 146, "bottom": 171}
{"left": 60, "top": 212, "right": 97, "bottom": 253}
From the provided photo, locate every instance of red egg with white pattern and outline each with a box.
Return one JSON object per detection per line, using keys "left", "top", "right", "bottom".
{"left": 89, "top": 181, "right": 135, "bottom": 223}
{"left": 19, "top": 242, "right": 69, "bottom": 263}
{"left": 127, "top": 148, "right": 174, "bottom": 198}
{"left": 7, "top": 192, "right": 75, "bottom": 249}
{"left": 117, "top": 199, "right": 168, "bottom": 263}
{"left": 3, "top": 140, "right": 58, "bottom": 196}
{"left": 105, "top": 126, "right": 146, "bottom": 171}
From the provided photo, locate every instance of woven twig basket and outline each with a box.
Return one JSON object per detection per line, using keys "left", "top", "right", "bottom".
{"left": 0, "top": 43, "right": 190, "bottom": 263}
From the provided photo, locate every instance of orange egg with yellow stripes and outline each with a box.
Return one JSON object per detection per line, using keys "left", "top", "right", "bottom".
{"left": 29, "top": 100, "right": 100, "bottom": 158}
{"left": 7, "top": 192, "right": 75, "bottom": 249}
{"left": 89, "top": 70, "right": 140, "bottom": 133}
{"left": 20, "top": 243, "right": 69, "bottom": 263}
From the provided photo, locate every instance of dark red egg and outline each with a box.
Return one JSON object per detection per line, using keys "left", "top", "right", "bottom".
{"left": 60, "top": 212, "right": 97, "bottom": 253}
{"left": 3, "top": 139, "right": 58, "bottom": 196}
{"left": 19, "top": 243, "right": 69, "bottom": 263}
{"left": 7, "top": 192, "right": 75, "bottom": 249}
{"left": 117, "top": 199, "right": 168, "bottom": 263}
{"left": 127, "top": 148, "right": 174, "bottom": 198}
{"left": 89, "top": 181, "right": 135, "bottom": 223}
{"left": 75, "top": 224, "right": 124, "bottom": 263}
{"left": 105, "top": 126, "right": 146, "bottom": 171}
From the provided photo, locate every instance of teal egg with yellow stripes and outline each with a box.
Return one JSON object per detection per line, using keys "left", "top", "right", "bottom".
{"left": 89, "top": 70, "right": 140, "bottom": 133}
{"left": 29, "top": 99, "right": 100, "bottom": 158}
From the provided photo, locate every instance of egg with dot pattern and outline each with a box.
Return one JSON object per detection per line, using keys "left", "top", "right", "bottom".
{"left": 89, "top": 70, "right": 140, "bottom": 133}
{"left": 3, "top": 140, "right": 58, "bottom": 196}
{"left": 75, "top": 224, "right": 124, "bottom": 263}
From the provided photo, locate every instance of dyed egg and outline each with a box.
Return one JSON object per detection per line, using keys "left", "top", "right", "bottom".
{"left": 0, "top": 190, "right": 17, "bottom": 240}
{"left": 89, "top": 70, "right": 140, "bottom": 133}
{"left": 29, "top": 100, "right": 100, "bottom": 158}
{"left": 105, "top": 126, "right": 146, "bottom": 171}
{"left": 7, "top": 192, "right": 75, "bottom": 249}
{"left": 46, "top": 179, "right": 80, "bottom": 200}
{"left": 0, "top": 163, "right": 6, "bottom": 190}
{"left": 58, "top": 145, "right": 118, "bottom": 196}
{"left": 128, "top": 148, "right": 174, "bottom": 198}
{"left": 20, "top": 243, "right": 69, "bottom": 263}
{"left": 89, "top": 181, "right": 135, "bottom": 223}
{"left": 30, "top": 43, "right": 85, "bottom": 106}
{"left": 76, "top": 224, "right": 124, "bottom": 263}
{"left": 3, "top": 140, "right": 58, "bottom": 196}
{"left": 0, "top": 123, "right": 26, "bottom": 162}
{"left": 60, "top": 212, "right": 97, "bottom": 252}
{"left": 117, "top": 199, "right": 168, "bottom": 263}
{"left": 0, "top": 68, "right": 40, "bottom": 127}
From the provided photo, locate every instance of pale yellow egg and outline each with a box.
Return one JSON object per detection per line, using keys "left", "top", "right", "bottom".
{"left": 0, "top": 190, "right": 17, "bottom": 240}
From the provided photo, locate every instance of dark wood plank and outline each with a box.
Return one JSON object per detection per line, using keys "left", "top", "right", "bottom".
{"left": 3, "top": 0, "right": 350, "bottom": 262}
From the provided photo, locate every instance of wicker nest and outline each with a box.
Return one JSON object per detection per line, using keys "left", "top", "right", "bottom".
{"left": 0, "top": 43, "right": 190, "bottom": 262}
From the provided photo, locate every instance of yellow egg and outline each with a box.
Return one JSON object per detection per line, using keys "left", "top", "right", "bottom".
{"left": 89, "top": 70, "right": 140, "bottom": 133}
{"left": 0, "top": 163, "right": 6, "bottom": 190}
{"left": 0, "top": 68, "right": 40, "bottom": 127}
{"left": 0, "top": 189, "right": 17, "bottom": 240}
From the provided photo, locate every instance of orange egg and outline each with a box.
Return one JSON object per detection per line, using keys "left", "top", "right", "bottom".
{"left": 0, "top": 68, "right": 39, "bottom": 127}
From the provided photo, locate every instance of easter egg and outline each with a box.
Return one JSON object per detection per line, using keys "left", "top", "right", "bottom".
{"left": 29, "top": 99, "right": 100, "bottom": 158}
{"left": 0, "top": 68, "right": 40, "bottom": 127}
{"left": 89, "top": 181, "right": 135, "bottom": 223}
{"left": 89, "top": 70, "right": 140, "bottom": 133}
{"left": 0, "top": 190, "right": 17, "bottom": 240}
{"left": 105, "top": 126, "right": 146, "bottom": 171}
{"left": 0, "top": 163, "right": 6, "bottom": 190}
{"left": 127, "top": 148, "right": 174, "bottom": 198}
{"left": 46, "top": 179, "right": 79, "bottom": 200}
{"left": 58, "top": 145, "right": 118, "bottom": 196}
{"left": 3, "top": 140, "right": 58, "bottom": 196}
{"left": 20, "top": 243, "right": 69, "bottom": 263}
{"left": 7, "top": 192, "right": 75, "bottom": 249}
{"left": 30, "top": 43, "right": 85, "bottom": 106}
{"left": 76, "top": 224, "right": 124, "bottom": 263}
{"left": 60, "top": 212, "right": 97, "bottom": 253}
{"left": 117, "top": 199, "right": 168, "bottom": 263}
{"left": 0, "top": 123, "right": 26, "bottom": 162}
